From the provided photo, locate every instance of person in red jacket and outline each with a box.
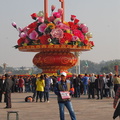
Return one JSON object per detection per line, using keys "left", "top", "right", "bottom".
{"left": 18, "top": 76, "right": 24, "bottom": 93}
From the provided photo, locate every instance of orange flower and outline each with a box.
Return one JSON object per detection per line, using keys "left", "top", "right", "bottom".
{"left": 47, "top": 23, "right": 55, "bottom": 29}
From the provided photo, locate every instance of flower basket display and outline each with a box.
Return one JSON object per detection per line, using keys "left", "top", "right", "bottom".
{"left": 12, "top": 0, "right": 94, "bottom": 73}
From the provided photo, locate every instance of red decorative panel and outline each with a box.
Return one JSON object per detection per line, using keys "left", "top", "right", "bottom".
{"left": 33, "top": 51, "right": 78, "bottom": 73}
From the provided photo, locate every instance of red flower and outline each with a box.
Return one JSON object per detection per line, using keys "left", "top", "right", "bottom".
{"left": 59, "top": 38, "right": 66, "bottom": 44}
{"left": 68, "top": 22, "right": 74, "bottom": 27}
{"left": 39, "top": 35, "right": 50, "bottom": 44}
{"left": 27, "top": 28, "right": 34, "bottom": 35}
{"left": 89, "top": 41, "right": 94, "bottom": 46}
{"left": 71, "top": 15, "right": 76, "bottom": 21}
{"left": 74, "top": 19, "right": 79, "bottom": 24}
{"left": 17, "top": 38, "right": 25, "bottom": 46}
{"left": 28, "top": 22, "right": 37, "bottom": 29}
{"left": 63, "top": 33, "right": 72, "bottom": 42}
{"left": 71, "top": 24, "right": 78, "bottom": 30}
{"left": 73, "top": 29, "right": 84, "bottom": 40}
{"left": 68, "top": 22, "right": 78, "bottom": 30}
{"left": 83, "top": 40, "right": 89, "bottom": 45}
{"left": 31, "top": 13, "right": 37, "bottom": 20}
{"left": 53, "top": 12, "right": 61, "bottom": 18}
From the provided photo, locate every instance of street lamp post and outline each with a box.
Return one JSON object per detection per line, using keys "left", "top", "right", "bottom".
{"left": 75, "top": 52, "right": 81, "bottom": 74}
{"left": 3, "top": 63, "right": 7, "bottom": 74}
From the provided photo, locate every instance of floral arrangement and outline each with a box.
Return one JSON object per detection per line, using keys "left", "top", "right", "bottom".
{"left": 12, "top": 5, "right": 94, "bottom": 48}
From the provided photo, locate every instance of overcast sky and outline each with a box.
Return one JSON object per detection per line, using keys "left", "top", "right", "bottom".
{"left": 0, "top": 0, "right": 120, "bottom": 67}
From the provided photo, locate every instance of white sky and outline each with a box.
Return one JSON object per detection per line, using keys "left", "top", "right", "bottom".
{"left": 0, "top": 0, "right": 120, "bottom": 67}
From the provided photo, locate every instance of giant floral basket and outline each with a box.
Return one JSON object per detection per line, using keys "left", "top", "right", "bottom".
{"left": 12, "top": 3, "right": 94, "bottom": 73}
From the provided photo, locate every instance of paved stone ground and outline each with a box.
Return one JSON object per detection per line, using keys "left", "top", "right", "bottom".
{"left": 0, "top": 92, "right": 117, "bottom": 120}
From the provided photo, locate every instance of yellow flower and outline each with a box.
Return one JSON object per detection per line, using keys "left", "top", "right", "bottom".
{"left": 66, "top": 29, "right": 71, "bottom": 33}
{"left": 63, "top": 21, "right": 69, "bottom": 26}
{"left": 85, "top": 36, "right": 89, "bottom": 40}
{"left": 65, "top": 40, "right": 69, "bottom": 44}
{"left": 22, "top": 43, "right": 27, "bottom": 46}
{"left": 49, "top": 43, "right": 54, "bottom": 45}
{"left": 47, "top": 23, "right": 55, "bottom": 29}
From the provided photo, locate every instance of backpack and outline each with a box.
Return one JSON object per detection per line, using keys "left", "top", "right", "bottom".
{"left": 25, "top": 96, "right": 33, "bottom": 102}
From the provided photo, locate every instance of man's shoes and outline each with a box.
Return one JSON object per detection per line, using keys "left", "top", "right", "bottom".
{"left": 4, "top": 106, "right": 11, "bottom": 109}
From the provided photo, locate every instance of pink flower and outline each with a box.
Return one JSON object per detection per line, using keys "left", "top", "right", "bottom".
{"left": 79, "top": 23, "right": 86, "bottom": 29}
{"left": 19, "top": 32, "right": 27, "bottom": 38}
{"left": 28, "top": 30, "right": 38, "bottom": 40}
{"left": 56, "top": 23, "right": 70, "bottom": 30}
{"left": 38, "top": 17, "right": 44, "bottom": 23}
{"left": 51, "top": 5, "right": 56, "bottom": 12}
{"left": 49, "top": 16, "right": 55, "bottom": 22}
{"left": 58, "top": 8, "right": 63, "bottom": 15}
{"left": 18, "top": 27, "right": 23, "bottom": 33}
{"left": 53, "top": 12, "right": 61, "bottom": 18}
{"left": 12, "top": 22, "right": 17, "bottom": 28}
{"left": 71, "top": 36, "right": 79, "bottom": 41}
{"left": 50, "top": 28, "right": 63, "bottom": 39}
{"left": 82, "top": 26, "right": 88, "bottom": 33}
{"left": 23, "top": 27, "right": 29, "bottom": 35}
{"left": 38, "top": 23, "right": 47, "bottom": 33}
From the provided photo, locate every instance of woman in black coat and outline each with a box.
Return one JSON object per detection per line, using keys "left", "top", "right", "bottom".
{"left": 95, "top": 75, "right": 104, "bottom": 99}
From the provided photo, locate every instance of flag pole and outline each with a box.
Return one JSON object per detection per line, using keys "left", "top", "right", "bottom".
{"left": 59, "top": 0, "right": 65, "bottom": 22}
{"left": 44, "top": 0, "right": 48, "bottom": 20}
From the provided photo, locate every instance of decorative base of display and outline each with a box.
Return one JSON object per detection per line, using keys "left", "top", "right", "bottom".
{"left": 33, "top": 51, "right": 77, "bottom": 73}
{"left": 19, "top": 44, "right": 91, "bottom": 74}
{"left": 18, "top": 44, "right": 91, "bottom": 52}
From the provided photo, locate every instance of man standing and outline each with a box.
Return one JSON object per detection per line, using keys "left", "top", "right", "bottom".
{"left": 82, "top": 73, "right": 89, "bottom": 95}
{"left": 88, "top": 73, "right": 96, "bottom": 99}
{"left": 44, "top": 74, "right": 51, "bottom": 102}
{"left": 54, "top": 72, "right": 76, "bottom": 120}
{"left": 72, "top": 74, "right": 81, "bottom": 98}
{"left": 0, "top": 75, "right": 6, "bottom": 102}
{"left": 109, "top": 72, "right": 115, "bottom": 98}
{"left": 3, "top": 74, "right": 13, "bottom": 108}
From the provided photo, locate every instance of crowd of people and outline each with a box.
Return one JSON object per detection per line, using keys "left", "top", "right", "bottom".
{"left": 0, "top": 72, "right": 120, "bottom": 102}
{"left": 71, "top": 72, "right": 120, "bottom": 100}
{"left": 0, "top": 72, "right": 120, "bottom": 119}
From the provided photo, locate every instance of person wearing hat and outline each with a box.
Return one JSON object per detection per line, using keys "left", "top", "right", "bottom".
{"left": 108, "top": 72, "right": 115, "bottom": 98}
{"left": 3, "top": 74, "right": 13, "bottom": 108}
{"left": 54, "top": 72, "right": 76, "bottom": 120}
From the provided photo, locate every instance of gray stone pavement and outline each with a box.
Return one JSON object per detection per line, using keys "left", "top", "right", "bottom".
{"left": 0, "top": 92, "right": 117, "bottom": 120}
